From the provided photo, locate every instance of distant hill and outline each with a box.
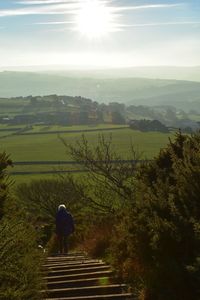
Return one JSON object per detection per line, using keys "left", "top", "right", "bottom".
{"left": 48, "top": 66, "right": 200, "bottom": 82}
{"left": 0, "top": 71, "right": 200, "bottom": 111}
{"left": 1, "top": 66, "right": 200, "bottom": 82}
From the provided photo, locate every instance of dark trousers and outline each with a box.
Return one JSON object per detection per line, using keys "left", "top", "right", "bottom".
{"left": 57, "top": 235, "right": 68, "bottom": 254}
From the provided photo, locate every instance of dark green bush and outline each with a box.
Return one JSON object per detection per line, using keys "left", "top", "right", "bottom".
{"left": 0, "top": 152, "right": 44, "bottom": 300}
{"left": 0, "top": 218, "right": 43, "bottom": 300}
{"left": 111, "top": 132, "right": 200, "bottom": 300}
{"left": 0, "top": 152, "right": 12, "bottom": 219}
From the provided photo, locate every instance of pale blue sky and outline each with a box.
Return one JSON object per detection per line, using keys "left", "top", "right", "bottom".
{"left": 0, "top": 0, "right": 200, "bottom": 68}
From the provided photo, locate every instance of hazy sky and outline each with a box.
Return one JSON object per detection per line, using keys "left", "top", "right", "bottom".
{"left": 0, "top": 0, "right": 200, "bottom": 68}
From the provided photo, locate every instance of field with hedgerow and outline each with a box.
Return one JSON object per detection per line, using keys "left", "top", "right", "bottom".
{"left": 1, "top": 124, "right": 174, "bottom": 182}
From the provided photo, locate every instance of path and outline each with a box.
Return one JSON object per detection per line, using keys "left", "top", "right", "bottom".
{"left": 42, "top": 252, "right": 133, "bottom": 300}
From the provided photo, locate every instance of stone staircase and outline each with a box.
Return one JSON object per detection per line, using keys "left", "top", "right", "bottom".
{"left": 42, "top": 253, "right": 133, "bottom": 300}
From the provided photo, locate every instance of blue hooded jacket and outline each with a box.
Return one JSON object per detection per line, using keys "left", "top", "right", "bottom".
{"left": 56, "top": 208, "right": 74, "bottom": 236}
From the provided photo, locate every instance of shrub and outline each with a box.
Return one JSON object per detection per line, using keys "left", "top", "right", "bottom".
{"left": 0, "top": 152, "right": 12, "bottom": 219}
{"left": 0, "top": 218, "right": 43, "bottom": 300}
{"left": 78, "top": 217, "right": 115, "bottom": 258}
{"left": 0, "top": 152, "right": 43, "bottom": 300}
{"left": 112, "top": 132, "right": 200, "bottom": 299}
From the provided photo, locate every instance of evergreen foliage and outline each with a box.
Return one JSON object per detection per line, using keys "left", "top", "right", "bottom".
{"left": 112, "top": 132, "right": 200, "bottom": 299}
{"left": 0, "top": 152, "right": 44, "bottom": 300}
{"left": 0, "top": 218, "right": 43, "bottom": 300}
{"left": 0, "top": 152, "right": 12, "bottom": 219}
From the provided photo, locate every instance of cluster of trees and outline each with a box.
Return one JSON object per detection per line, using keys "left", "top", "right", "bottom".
{"left": 129, "top": 105, "right": 200, "bottom": 132}
{"left": 1, "top": 94, "right": 200, "bottom": 131}
{"left": 3, "top": 111, "right": 96, "bottom": 126}
{"left": 129, "top": 119, "right": 169, "bottom": 133}
{"left": 1, "top": 111, "right": 125, "bottom": 126}
{"left": 0, "top": 96, "right": 126, "bottom": 126}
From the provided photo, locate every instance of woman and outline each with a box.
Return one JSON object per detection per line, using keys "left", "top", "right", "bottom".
{"left": 56, "top": 204, "right": 74, "bottom": 254}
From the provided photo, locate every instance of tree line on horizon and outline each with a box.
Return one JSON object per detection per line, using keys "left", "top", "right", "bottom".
{"left": 0, "top": 94, "right": 200, "bottom": 132}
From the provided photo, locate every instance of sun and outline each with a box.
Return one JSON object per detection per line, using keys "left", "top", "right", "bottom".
{"left": 75, "top": 0, "right": 114, "bottom": 38}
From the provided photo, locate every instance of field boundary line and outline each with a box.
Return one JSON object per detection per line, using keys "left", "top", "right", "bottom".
{"left": 13, "top": 160, "right": 150, "bottom": 166}
{"left": 14, "top": 126, "right": 129, "bottom": 136}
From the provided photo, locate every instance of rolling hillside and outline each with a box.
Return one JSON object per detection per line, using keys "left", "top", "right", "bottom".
{"left": 0, "top": 71, "right": 200, "bottom": 111}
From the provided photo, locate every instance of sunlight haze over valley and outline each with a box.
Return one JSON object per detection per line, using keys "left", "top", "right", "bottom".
{"left": 0, "top": 0, "right": 200, "bottom": 68}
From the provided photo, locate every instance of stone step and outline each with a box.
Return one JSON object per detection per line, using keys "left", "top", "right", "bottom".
{"left": 42, "top": 253, "right": 133, "bottom": 300}
{"left": 44, "top": 293, "right": 133, "bottom": 300}
{"left": 47, "top": 277, "right": 112, "bottom": 289}
{"left": 46, "top": 256, "right": 87, "bottom": 262}
{"left": 44, "top": 262, "right": 106, "bottom": 271}
{"left": 44, "top": 270, "right": 113, "bottom": 282}
{"left": 43, "top": 260, "right": 101, "bottom": 268}
{"left": 46, "top": 266, "right": 110, "bottom": 277}
{"left": 43, "top": 284, "right": 127, "bottom": 298}
{"left": 48, "top": 253, "right": 86, "bottom": 257}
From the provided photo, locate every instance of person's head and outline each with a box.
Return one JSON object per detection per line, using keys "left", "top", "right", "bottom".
{"left": 58, "top": 204, "right": 66, "bottom": 211}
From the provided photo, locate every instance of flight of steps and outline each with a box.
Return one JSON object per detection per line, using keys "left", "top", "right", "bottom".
{"left": 42, "top": 252, "right": 133, "bottom": 300}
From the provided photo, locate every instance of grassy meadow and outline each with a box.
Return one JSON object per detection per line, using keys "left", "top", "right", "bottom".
{"left": 0, "top": 124, "right": 175, "bottom": 183}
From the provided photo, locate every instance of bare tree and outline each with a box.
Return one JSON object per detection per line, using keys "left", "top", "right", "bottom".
{"left": 61, "top": 134, "right": 140, "bottom": 214}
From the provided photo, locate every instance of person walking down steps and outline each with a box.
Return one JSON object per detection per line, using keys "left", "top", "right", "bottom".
{"left": 56, "top": 204, "right": 74, "bottom": 254}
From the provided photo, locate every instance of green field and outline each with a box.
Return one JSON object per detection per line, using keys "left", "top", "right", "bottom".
{"left": 19, "top": 124, "right": 128, "bottom": 133}
{"left": 1, "top": 124, "right": 175, "bottom": 185}
{"left": 188, "top": 114, "right": 200, "bottom": 122}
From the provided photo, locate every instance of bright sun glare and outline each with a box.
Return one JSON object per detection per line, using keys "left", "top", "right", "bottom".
{"left": 75, "top": 0, "right": 114, "bottom": 38}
